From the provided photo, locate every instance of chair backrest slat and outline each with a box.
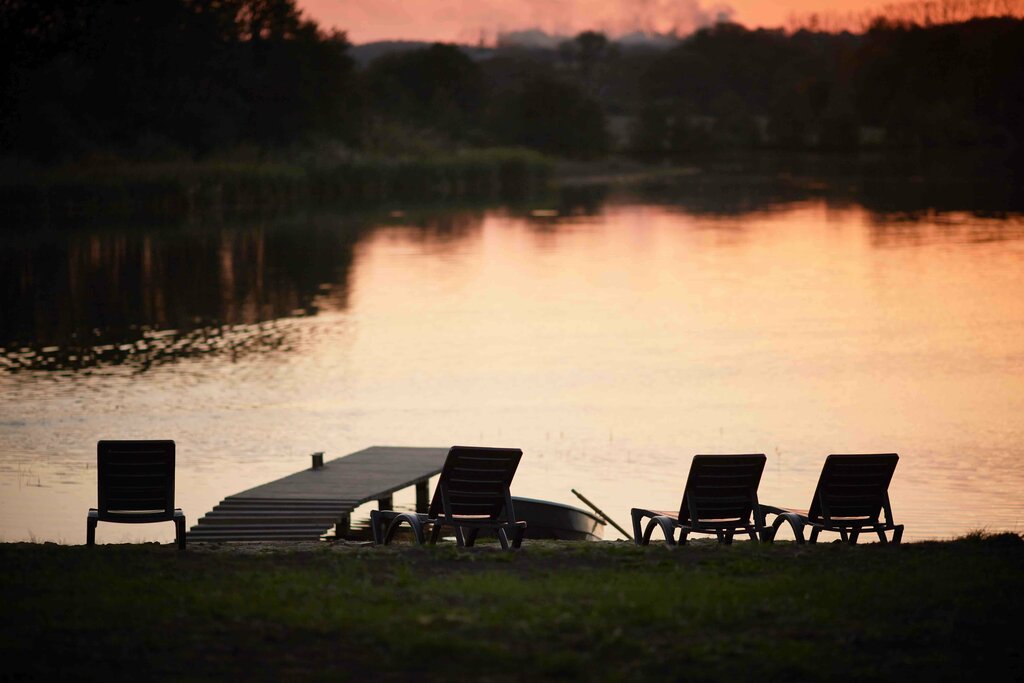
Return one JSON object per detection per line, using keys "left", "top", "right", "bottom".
{"left": 429, "top": 446, "right": 522, "bottom": 520}
{"left": 98, "top": 440, "right": 176, "bottom": 518}
{"left": 808, "top": 453, "right": 899, "bottom": 523}
{"left": 679, "top": 454, "right": 766, "bottom": 525}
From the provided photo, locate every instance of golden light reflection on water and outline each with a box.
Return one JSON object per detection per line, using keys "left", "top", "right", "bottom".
{"left": 1, "top": 201, "right": 1022, "bottom": 543}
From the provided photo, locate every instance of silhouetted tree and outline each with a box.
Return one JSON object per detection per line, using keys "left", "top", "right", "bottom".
{"left": 362, "top": 43, "right": 484, "bottom": 142}
{"left": 487, "top": 76, "right": 608, "bottom": 158}
{"left": 558, "top": 31, "right": 615, "bottom": 97}
{"left": 851, "top": 17, "right": 1024, "bottom": 148}
{"left": 0, "top": 0, "right": 358, "bottom": 159}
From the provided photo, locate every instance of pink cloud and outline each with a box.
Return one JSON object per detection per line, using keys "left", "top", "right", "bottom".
{"left": 301, "top": 0, "right": 738, "bottom": 43}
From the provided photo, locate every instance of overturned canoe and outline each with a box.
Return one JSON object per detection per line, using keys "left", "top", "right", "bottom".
{"left": 355, "top": 496, "right": 606, "bottom": 543}
{"left": 510, "top": 496, "right": 604, "bottom": 541}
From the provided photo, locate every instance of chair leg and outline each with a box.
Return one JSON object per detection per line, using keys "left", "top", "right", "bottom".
{"left": 808, "top": 526, "right": 820, "bottom": 543}
{"left": 849, "top": 529, "right": 860, "bottom": 545}
{"left": 511, "top": 523, "right": 526, "bottom": 549}
{"left": 429, "top": 521, "right": 443, "bottom": 545}
{"left": 875, "top": 526, "right": 888, "bottom": 543}
{"left": 630, "top": 509, "right": 646, "bottom": 546}
{"left": 892, "top": 525, "right": 904, "bottom": 544}
{"left": 175, "top": 515, "right": 186, "bottom": 550}
{"left": 369, "top": 510, "right": 383, "bottom": 545}
{"left": 496, "top": 528, "right": 510, "bottom": 550}
{"left": 87, "top": 515, "right": 97, "bottom": 546}
{"left": 641, "top": 520, "right": 657, "bottom": 546}
{"left": 464, "top": 528, "right": 481, "bottom": 547}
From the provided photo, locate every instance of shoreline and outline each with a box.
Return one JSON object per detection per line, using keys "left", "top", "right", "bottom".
{"left": 0, "top": 148, "right": 553, "bottom": 228}
{"left": 3, "top": 148, "right": 1020, "bottom": 229}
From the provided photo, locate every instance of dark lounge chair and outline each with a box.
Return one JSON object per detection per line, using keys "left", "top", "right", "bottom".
{"left": 761, "top": 453, "right": 904, "bottom": 544}
{"left": 631, "top": 454, "right": 768, "bottom": 546}
{"left": 86, "top": 440, "right": 186, "bottom": 549}
{"left": 370, "top": 446, "right": 527, "bottom": 550}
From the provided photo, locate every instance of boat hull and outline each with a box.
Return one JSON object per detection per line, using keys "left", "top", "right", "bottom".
{"left": 351, "top": 496, "right": 605, "bottom": 542}
{"left": 509, "top": 496, "right": 604, "bottom": 541}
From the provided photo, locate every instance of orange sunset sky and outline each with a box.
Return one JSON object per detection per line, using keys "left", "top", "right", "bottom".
{"left": 299, "top": 0, "right": 897, "bottom": 43}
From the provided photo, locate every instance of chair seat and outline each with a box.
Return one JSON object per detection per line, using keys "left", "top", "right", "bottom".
{"left": 763, "top": 506, "right": 883, "bottom": 525}
{"left": 90, "top": 508, "right": 184, "bottom": 524}
{"left": 764, "top": 506, "right": 808, "bottom": 517}
{"left": 631, "top": 508, "right": 678, "bottom": 520}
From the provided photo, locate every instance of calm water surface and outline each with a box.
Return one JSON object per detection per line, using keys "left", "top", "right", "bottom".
{"left": 2, "top": 185, "right": 1023, "bottom": 542}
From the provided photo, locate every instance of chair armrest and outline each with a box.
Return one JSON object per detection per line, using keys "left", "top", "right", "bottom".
{"left": 371, "top": 510, "right": 432, "bottom": 545}
{"left": 631, "top": 512, "right": 681, "bottom": 547}
{"left": 630, "top": 508, "right": 664, "bottom": 546}
{"left": 762, "top": 509, "right": 811, "bottom": 543}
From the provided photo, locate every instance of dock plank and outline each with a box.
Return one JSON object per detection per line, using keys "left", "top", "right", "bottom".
{"left": 189, "top": 445, "right": 448, "bottom": 542}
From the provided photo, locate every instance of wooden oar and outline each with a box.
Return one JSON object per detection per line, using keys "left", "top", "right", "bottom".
{"left": 571, "top": 488, "right": 633, "bottom": 542}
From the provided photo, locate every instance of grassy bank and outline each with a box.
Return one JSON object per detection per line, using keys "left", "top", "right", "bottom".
{"left": 2, "top": 534, "right": 1021, "bottom": 681}
{"left": 0, "top": 148, "right": 552, "bottom": 227}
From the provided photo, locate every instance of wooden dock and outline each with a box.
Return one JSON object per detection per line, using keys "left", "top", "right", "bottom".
{"left": 188, "top": 446, "right": 448, "bottom": 542}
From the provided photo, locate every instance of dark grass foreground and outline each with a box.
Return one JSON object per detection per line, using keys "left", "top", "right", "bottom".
{"left": 2, "top": 534, "right": 1021, "bottom": 682}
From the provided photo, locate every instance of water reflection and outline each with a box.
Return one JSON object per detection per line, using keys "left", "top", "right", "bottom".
{"left": 1, "top": 216, "right": 360, "bottom": 372}
{"left": 4, "top": 177, "right": 1024, "bottom": 376}
{"left": 866, "top": 213, "right": 1024, "bottom": 247}
{"left": 632, "top": 154, "right": 1024, "bottom": 220}
{"left": 385, "top": 207, "right": 487, "bottom": 248}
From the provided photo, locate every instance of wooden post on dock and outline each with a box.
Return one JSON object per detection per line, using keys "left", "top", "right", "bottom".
{"left": 416, "top": 480, "right": 430, "bottom": 512}
{"left": 335, "top": 512, "right": 350, "bottom": 538}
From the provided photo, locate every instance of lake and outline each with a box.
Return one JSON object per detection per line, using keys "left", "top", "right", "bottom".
{"left": 2, "top": 169, "right": 1023, "bottom": 543}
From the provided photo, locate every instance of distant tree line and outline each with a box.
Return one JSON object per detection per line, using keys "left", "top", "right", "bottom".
{"left": 625, "top": 17, "right": 1024, "bottom": 153}
{"left": 359, "top": 41, "right": 608, "bottom": 158}
{"left": 786, "top": 0, "right": 1023, "bottom": 33}
{"left": 0, "top": 0, "right": 608, "bottom": 162}
{"left": 2, "top": 0, "right": 1023, "bottom": 163}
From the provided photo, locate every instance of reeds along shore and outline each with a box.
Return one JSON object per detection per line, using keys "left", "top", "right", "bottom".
{"left": 0, "top": 149, "right": 552, "bottom": 227}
